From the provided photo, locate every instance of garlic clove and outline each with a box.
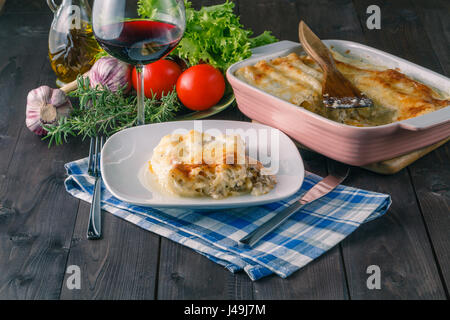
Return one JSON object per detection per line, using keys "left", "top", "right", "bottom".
{"left": 89, "top": 57, "right": 132, "bottom": 93}
{"left": 50, "top": 88, "right": 68, "bottom": 107}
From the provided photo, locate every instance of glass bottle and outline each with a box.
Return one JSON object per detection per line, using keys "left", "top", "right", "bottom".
{"left": 47, "top": 0, "right": 101, "bottom": 87}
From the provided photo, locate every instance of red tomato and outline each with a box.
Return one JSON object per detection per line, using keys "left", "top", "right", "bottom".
{"left": 132, "top": 60, "right": 182, "bottom": 99}
{"left": 176, "top": 64, "right": 225, "bottom": 111}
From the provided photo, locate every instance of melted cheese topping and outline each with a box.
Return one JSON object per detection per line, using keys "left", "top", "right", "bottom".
{"left": 149, "top": 130, "right": 276, "bottom": 199}
{"left": 235, "top": 52, "right": 450, "bottom": 126}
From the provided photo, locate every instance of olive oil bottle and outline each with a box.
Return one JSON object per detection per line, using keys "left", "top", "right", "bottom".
{"left": 47, "top": 0, "right": 100, "bottom": 87}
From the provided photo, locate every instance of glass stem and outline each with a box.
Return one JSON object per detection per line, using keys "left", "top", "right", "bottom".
{"left": 135, "top": 64, "right": 145, "bottom": 126}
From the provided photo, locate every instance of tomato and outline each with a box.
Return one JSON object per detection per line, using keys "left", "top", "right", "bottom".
{"left": 176, "top": 64, "right": 225, "bottom": 111}
{"left": 132, "top": 60, "right": 182, "bottom": 99}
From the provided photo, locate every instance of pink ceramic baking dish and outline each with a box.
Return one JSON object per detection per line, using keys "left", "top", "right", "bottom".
{"left": 226, "top": 40, "right": 450, "bottom": 166}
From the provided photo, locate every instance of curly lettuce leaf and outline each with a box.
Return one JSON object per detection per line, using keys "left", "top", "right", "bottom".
{"left": 138, "top": 0, "right": 277, "bottom": 71}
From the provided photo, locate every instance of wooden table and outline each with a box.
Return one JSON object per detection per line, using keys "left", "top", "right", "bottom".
{"left": 0, "top": 0, "right": 448, "bottom": 300}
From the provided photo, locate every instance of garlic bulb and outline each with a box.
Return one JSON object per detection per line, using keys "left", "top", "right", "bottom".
{"left": 89, "top": 57, "right": 132, "bottom": 93}
{"left": 26, "top": 86, "right": 73, "bottom": 136}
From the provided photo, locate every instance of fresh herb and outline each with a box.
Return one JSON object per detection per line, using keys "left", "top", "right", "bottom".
{"left": 138, "top": 0, "right": 278, "bottom": 71}
{"left": 43, "top": 76, "right": 181, "bottom": 146}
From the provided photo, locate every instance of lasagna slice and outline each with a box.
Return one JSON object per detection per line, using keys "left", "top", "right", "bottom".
{"left": 235, "top": 52, "right": 449, "bottom": 126}
{"left": 149, "top": 130, "right": 276, "bottom": 199}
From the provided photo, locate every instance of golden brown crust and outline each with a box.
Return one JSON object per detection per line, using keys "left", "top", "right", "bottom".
{"left": 334, "top": 61, "right": 449, "bottom": 120}
{"left": 149, "top": 131, "right": 276, "bottom": 199}
{"left": 235, "top": 52, "right": 449, "bottom": 126}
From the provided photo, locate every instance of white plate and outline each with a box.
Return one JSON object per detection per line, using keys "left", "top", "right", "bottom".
{"left": 101, "top": 120, "right": 304, "bottom": 209}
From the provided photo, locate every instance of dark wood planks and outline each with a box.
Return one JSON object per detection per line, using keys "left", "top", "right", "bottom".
{"left": 156, "top": 108, "right": 254, "bottom": 300}
{"left": 239, "top": 0, "right": 366, "bottom": 42}
{"left": 0, "top": 133, "right": 85, "bottom": 299}
{"left": 60, "top": 202, "right": 160, "bottom": 299}
{"left": 408, "top": 144, "right": 450, "bottom": 297}
{"left": 157, "top": 239, "right": 253, "bottom": 299}
{"left": 156, "top": 81, "right": 253, "bottom": 300}
{"left": 252, "top": 245, "right": 347, "bottom": 300}
{"left": 340, "top": 168, "right": 445, "bottom": 299}
{"left": 249, "top": 145, "right": 347, "bottom": 299}
{"left": 155, "top": 0, "right": 255, "bottom": 300}
{"left": 340, "top": 0, "right": 447, "bottom": 299}
{"left": 0, "top": 11, "right": 86, "bottom": 298}
{"left": 236, "top": 0, "right": 360, "bottom": 299}
{"left": 411, "top": 0, "right": 450, "bottom": 75}
{"left": 57, "top": 0, "right": 249, "bottom": 301}
{"left": 0, "top": 0, "right": 447, "bottom": 300}
{"left": 2, "top": 0, "right": 48, "bottom": 14}
{"left": 407, "top": 0, "right": 450, "bottom": 296}
{"left": 0, "top": 12, "right": 50, "bottom": 176}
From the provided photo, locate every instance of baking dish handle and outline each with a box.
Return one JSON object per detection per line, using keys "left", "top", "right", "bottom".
{"left": 399, "top": 106, "right": 450, "bottom": 131}
{"left": 250, "top": 40, "right": 300, "bottom": 58}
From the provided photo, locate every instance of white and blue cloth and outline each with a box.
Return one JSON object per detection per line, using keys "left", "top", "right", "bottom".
{"left": 65, "top": 157, "right": 391, "bottom": 281}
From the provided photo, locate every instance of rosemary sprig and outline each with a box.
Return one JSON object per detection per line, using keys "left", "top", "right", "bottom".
{"left": 43, "top": 76, "right": 181, "bottom": 146}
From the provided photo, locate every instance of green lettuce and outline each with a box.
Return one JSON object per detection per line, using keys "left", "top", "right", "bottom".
{"left": 138, "top": 0, "right": 278, "bottom": 71}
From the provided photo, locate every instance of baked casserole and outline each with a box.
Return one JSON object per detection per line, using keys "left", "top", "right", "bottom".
{"left": 149, "top": 130, "right": 276, "bottom": 199}
{"left": 235, "top": 51, "right": 450, "bottom": 126}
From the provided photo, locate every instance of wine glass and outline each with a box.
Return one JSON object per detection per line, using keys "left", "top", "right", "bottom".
{"left": 92, "top": 0, "right": 186, "bottom": 125}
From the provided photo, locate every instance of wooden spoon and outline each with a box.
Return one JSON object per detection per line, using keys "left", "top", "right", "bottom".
{"left": 298, "top": 21, "right": 373, "bottom": 109}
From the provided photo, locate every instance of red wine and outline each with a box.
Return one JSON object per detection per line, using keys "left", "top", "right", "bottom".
{"left": 95, "top": 20, "right": 182, "bottom": 65}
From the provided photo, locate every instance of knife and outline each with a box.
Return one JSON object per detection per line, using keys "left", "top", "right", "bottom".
{"left": 240, "top": 162, "right": 349, "bottom": 247}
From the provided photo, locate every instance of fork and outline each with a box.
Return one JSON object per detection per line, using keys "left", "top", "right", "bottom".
{"left": 87, "top": 136, "right": 104, "bottom": 240}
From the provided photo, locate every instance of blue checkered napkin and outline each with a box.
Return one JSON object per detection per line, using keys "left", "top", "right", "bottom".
{"left": 64, "top": 157, "right": 391, "bottom": 281}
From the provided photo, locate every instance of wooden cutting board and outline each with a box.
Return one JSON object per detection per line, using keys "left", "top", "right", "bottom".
{"left": 361, "top": 137, "right": 449, "bottom": 174}
{"left": 251, "top": 120, "right": 449, "bottom": 174}
{"left": 294, "top": 137, "right": 448, "bottom": 174}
